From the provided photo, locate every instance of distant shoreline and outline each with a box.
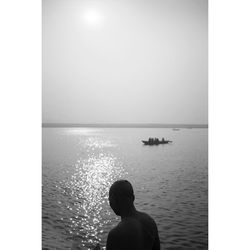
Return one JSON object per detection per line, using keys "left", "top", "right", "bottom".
{"left": 42, "top": 123, "right": 208, "bottom": 128}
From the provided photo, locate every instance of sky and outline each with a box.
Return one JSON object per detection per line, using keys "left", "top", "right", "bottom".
{"left": 42, "top": 0, "right": 208, "bottom": 124}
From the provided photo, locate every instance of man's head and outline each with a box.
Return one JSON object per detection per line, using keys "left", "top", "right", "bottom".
{"left": 108, "top": 180, "right": 135, "bottom": 216}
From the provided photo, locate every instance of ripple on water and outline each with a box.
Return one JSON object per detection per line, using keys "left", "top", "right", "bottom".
{"left": 43, "top": 128, "right": 208, "bottom": 250}
{"left": 43, "top": 147, "right": 127, "bottom": 249}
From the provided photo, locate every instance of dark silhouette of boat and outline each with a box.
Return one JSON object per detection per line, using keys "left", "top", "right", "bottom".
{"left": 142, "top": 138, "right": 172, "bottom": 145}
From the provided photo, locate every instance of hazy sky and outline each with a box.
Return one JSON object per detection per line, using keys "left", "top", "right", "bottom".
{"left": 43, "top": 0, "right": 207, "bottom": 124}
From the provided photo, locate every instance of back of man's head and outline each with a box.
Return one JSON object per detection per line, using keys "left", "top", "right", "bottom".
{"left": 109, "top": 180, "right": 135, "bottom": 214}
{"left": 109, "top": 180, "right": 134, "bottom": 198}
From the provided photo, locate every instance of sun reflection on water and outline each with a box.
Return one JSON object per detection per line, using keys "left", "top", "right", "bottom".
{"left": 58, "top": 137, "right": 126, "bottom": 249}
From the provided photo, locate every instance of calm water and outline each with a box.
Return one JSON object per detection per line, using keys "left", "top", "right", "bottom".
{"left": 42, "top": 128, "right": 208, "bottom": 250}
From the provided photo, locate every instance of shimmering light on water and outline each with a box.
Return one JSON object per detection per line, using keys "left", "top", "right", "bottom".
{"left": 63, "top": 128, "right": 102, "bottom": 136}
{"left": 42, "top": 128, "right": 208, "bottom": 250}
{"left": 43, "top": 132, "right": 127, "bottom": 249}
{"left": 63, "top": 153, "right": 125, "bottom": 248}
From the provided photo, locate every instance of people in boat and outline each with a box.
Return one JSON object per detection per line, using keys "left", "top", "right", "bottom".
{"left": 162, "top": 138, "right": 165, "bottom": 142}
{"left": 105, "top": 180, "right": 160, "bottom": 250}
{"left": 147, "top": 138, "right": 162, "bottom": 144}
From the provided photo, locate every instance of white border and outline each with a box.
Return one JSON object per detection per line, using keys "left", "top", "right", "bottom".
{"left": 1, "top": 0, "right": 250, "bottom": 249}
{"left": 0, "top": 0, "right": 41, "bottom": 249}
{"left": 209, "top": 0, "right": 250, "bottom": 249}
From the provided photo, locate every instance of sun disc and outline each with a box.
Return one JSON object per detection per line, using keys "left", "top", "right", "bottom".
{"left": 84, "top": 9, "right": 101, "bottom": 26}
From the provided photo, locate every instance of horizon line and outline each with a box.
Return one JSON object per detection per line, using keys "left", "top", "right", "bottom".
{"left": 42, "top": 123, "right": 208, "bottom": 128}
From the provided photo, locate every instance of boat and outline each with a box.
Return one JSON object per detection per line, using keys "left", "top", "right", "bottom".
{"left": 172, "top": 128, "right": 180, "bottom": 131}
{"left": 142, "top": 139, "right": 172, "bottom": 145}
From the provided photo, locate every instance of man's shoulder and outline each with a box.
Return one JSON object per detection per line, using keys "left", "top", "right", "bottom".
{"left": 107, "top": 222, "right": 136, "bottom": 247}
{"left": 108, "top": 223, "right": 128, "bottom": 237}
{"left": 106, "top": 225, "right": 126, "bottom": 250}
{"left": 137, "top": 211, "right": 156, "bottom": 224}
{"left": 107, "top": 222, "right": 142, "bottom": 250}
{"left": 108, "top": 225, "right": 121, "bottom": 235}
{"left": 137, "top": 211, "right": 151, "bottom": 218}
{"left": 108, "top": 218, "right": 143, "bottom": 240}
{"left": 109, "top": 212, "right": 157, "bottom": 235}
{"left": 136, "top": 211, "right": 159, "bottom": 235}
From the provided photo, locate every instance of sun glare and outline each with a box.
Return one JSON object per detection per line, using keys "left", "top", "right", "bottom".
{"left": 84, "top": 9, "right": 102, "bottom": 27}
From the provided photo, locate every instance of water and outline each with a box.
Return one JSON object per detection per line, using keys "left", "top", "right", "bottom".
{"left": 42, "top": 127, "right": 208, "bottom": 250}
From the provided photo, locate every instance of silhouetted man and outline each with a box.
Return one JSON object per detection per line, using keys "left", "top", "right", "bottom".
{"left": 106, "top": 180, "right": 160, "bottom": 250}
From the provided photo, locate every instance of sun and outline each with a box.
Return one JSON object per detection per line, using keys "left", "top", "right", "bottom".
{"left": 84, "top": 9, "right": 102, "bottom": 27}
